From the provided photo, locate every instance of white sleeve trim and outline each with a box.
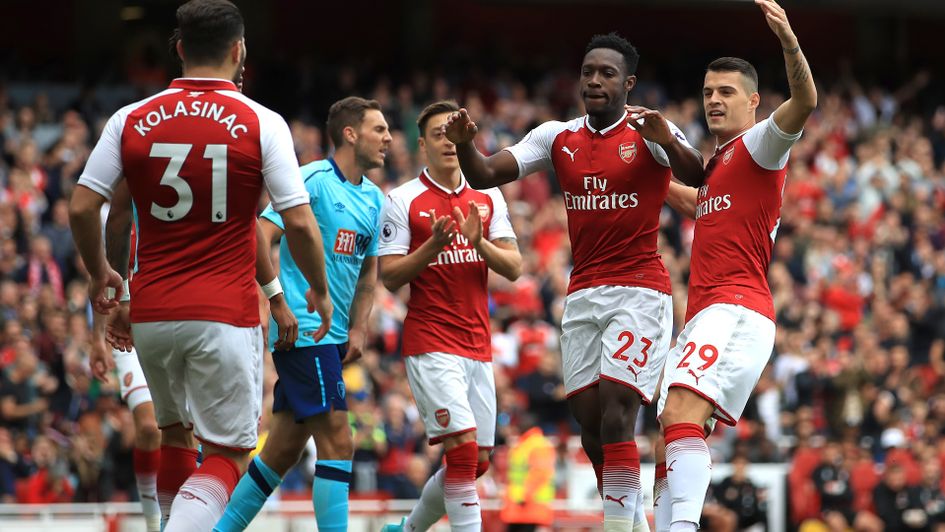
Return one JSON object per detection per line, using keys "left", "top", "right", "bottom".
{"left": 377, "top": 193, "right": 411, "bottom": 256}
{"left": 743, "top": 117, "right": 803, "bottom": 171}
{"left": 77, "top": 110, "right": 127, "bottom": 201}
{"left": 503, "top": 120, "right": 565, "bottom": 179}
{"left": 485, "top": 188, "right": 516, "bottom": 241}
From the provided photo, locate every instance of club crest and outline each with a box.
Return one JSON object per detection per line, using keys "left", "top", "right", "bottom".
{"left": 435, "top": 408, "right": 450, "bottom": 428}
{"left": 123, "top": 372, "right": 133, "bottom": 387}
{"left": 722, "top": 146, "right": 735, "bottom": 165}
{"left": 476, "top": 203, "right": 490, "bottom": 219}
{"left": 619, "top": 142, "right": 637, "bottom": 164}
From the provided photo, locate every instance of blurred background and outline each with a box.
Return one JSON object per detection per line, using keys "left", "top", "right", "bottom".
{"left": 1, "top": 0, "right": 944, "bottom": 530}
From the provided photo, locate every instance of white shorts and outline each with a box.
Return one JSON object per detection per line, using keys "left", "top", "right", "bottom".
{"left": 657, "top": 304, "right": 775, "bottom": 426}
{"left": 560, "top": 286, "right": 673, "bottom": 404}
{"left": 114, "top": 347, "right": 152, "bottom": 411}
{"left": 405, "top": 353, "right": 496, "bottom": 448}
{"left": 132, "top": 321, "right": 264, "bottom": 450}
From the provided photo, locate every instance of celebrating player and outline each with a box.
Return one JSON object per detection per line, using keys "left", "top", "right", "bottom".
{"left": 655, "top": 2, "right": 817, "bottom": 531}
{"left": 379, "top": 100, "right": 521, "bottom": 532}
{"left": 445, "top": 34, "right": 704, "bottom": 530}
{"left": 215, "top": 96, "right": 388, "bottom": 532}
{"left": 68, "top": 1, "right": 332, "bottom": 530}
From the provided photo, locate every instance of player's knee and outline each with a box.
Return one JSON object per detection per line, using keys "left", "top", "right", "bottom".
{"left": 135, "top": 419, "right": 161, "bottom": 448}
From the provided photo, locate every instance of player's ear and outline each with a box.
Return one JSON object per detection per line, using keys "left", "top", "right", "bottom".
{"left": 175, "top": 40, "right": 186, "bottom": 63}
{"left": 625, "top": 75, "right": 637, "bottom": 92}
{"left": 229, "top": 39, "right": 241, "bottom": 65}
{"left": 343, "top": 125, "right": 357, "bottom": 145}
{"left": 748, "top": 92, "right": 760, "bottom": 112}
{"left": 418, "top": 136, "right": 426, "bottom": 151}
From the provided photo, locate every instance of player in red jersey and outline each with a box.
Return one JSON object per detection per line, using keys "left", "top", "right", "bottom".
{"left": 653, "top": 2, "right": 817, "bottom": 531}
{"left": 378, "top": 100, "right": 521, "bottom": 532}
{"left": 446, "top": 35, "right": 704, "bottom": 530}
{"left": 68, "top": 1, "right": 331, "bottom": 530}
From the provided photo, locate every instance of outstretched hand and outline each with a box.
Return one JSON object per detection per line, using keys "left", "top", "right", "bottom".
{"left": 756, "top": 0, "right": 798, "bottom": 48}
{"left": 445, "top": 108, "right": 479, "bottom": 145}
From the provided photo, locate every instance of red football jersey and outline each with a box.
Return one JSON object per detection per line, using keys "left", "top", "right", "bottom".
{"left": 78, "top": 78, "right": 308, "bottom": 327}
{"left": 686, "top": 117, "right": 802, "bottom": 322}
{"left": 506, "top": 112, "right": 693, "bottom": 295}
{"left": 378, "top": 170, "right": 516, "bottom": 361}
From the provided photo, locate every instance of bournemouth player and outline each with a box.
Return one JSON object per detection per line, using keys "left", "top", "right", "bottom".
{"left": 379, "top": 100, "right": 521, "bottom": 532}
{"left": 215, "top": 97, "right": 388, "bottom": 532}
{"left": 655, "top": 2, "right": 817, "bottom": 531}
{"left": 69, "top": 1, "right": 332, "bottom": 530}
{"left": 445, "top": 35, "right": 704, "bottom": 530}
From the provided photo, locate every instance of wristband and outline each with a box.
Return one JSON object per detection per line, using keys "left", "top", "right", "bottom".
{"left": 261, "top": 277, "right": 284, "bottom": 299}
{"left": 120, "top": 279, "right": 130, "bottom": 302}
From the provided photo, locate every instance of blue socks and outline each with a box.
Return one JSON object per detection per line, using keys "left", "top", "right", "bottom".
{"left": 313, "top": 460, "right": 352, "bottom": 532}
{"left": 213, "top": 456, "right": 282, "bottom": 532}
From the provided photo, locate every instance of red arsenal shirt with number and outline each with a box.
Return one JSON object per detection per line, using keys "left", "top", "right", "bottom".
{"left": 78, "top": 78, "right": 309, "bottom": 327}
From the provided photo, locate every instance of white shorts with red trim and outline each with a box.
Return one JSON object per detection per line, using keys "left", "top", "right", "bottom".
{"left": 657, "top": 303, "right": 775, "bottom": 426}
{"left": 114, "top": 347, "right": 152, "bottom": 411}
{"left": 132, "top": 321, "right": 264, "bottom": 451}
{"left": 560, "top": 286, "right": 672, "bottom": 403}
{"left": 405, "top": 352, "right": 496, "bottom": 447}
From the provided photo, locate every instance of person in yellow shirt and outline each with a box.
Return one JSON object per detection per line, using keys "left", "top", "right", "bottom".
{"left": 501, "top": 415, "right": 556, "bottom": 531}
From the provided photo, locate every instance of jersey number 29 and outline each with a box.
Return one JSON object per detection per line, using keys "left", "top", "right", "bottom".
{"left": 149, "top": 143, "right": 227, "bottom": 223}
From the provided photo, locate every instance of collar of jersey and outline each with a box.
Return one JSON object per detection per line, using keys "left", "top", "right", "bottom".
{"left": 328, "top": 157, "right": 363, "bottom": 187}
{"left": 584, "top": 111, "right": 627, "bottom": 137}
{"left": 169, "top": 78, "right": 238, "bottom": 91}
{"left": 714, "top": 126, "right": 753, "bottom": 154}
{"left": 420, "top": 168, "right": 466, "bottom": 197}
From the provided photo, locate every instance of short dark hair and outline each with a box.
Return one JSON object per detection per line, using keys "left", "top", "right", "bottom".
{"left": 326, "top": 96, "right": 383, "bottom": 147}
{"left": 174, "top": 0, "right": 244, "bottom": 66}
{"left": 585, "top": 32, "right": 640, "bottom": 76}
{"left": 417, "top": 100, "right": 459, "bottom": 138}
{"left": 707, "top": 57, "right": 759, "bottom": 93}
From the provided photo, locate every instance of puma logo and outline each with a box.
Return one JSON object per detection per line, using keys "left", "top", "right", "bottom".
{"left": 667, "top": 460, "right": 677, "bottom": 472}
{"left": 653, "top": 495, "right": 661, "bottom": 507}
{"left": 178, "top": 490, "right": 207, "bottom": 505}
{"left": 688, "top": 369, "right": 702, "bottom": 385}
{"left": 605, "top": 494, "right": 628, "bottom": 507}
{"left": 561, "top": 145, "right": 579, "bottom": 162}
{"left": 627, "top": 365, "right": 639, "bottom": 381}
{"left": 461, "top": 502, "right": 480, "bottom": 507}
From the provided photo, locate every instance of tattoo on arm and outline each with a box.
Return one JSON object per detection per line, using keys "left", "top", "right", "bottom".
{"left": 783, "top": 45, "right": 801, "bottom": 54}
{"left": 492, "top": 237, "right": 519, "bottom": 249}
{"left": 788, "top": 54, "right": 810, "bottom": 85}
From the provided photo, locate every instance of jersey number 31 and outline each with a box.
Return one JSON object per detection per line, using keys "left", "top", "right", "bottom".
{"left": 149, "top": 143, "right": 228, "bottom": 223}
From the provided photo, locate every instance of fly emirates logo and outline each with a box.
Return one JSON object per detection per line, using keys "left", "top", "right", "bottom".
{"left": 428, "top": 233, "right": 484, "bottom": 267}
{"left": 563, "top": 176, "right": 639, "bottom": 211}
{"left": 695, "top": 184, "right": 732, "bottom": 219}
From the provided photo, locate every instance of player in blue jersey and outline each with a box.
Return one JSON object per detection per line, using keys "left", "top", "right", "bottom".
{"left": 215, "top": 96, "right": 390, "bottom": 532}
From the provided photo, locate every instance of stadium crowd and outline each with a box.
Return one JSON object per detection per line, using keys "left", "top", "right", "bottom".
{"left": 0, "top": 61, "right": 944, "bottom": 530}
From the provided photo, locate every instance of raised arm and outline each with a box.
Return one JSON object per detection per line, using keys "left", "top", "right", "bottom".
{"left": 758, "top": 0, "right": 817, "bottom": 134}
{"left": 445, "top": 109, "right": 521, "bottom": 189}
